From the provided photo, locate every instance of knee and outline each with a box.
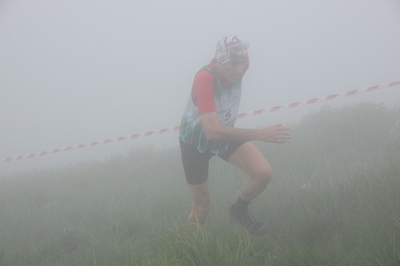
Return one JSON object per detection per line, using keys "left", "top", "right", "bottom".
{"left": 252, "top": 164, "right": 272, "bottom": 185}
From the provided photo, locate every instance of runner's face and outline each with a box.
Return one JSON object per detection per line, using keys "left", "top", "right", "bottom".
{"left": 219, "top": 59, "right": 247, "bottom": 83}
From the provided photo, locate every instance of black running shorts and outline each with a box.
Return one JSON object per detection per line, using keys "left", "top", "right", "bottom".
{"left": 179, "top": 138, "right": 245, "bottom": 185}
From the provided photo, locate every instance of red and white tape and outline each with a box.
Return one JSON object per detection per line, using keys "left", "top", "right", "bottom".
{"left": 1, "top": 81, "right": 399, "bottom": 163}
{"left": 236, "top": 81, "right": 400, "bottom": 118}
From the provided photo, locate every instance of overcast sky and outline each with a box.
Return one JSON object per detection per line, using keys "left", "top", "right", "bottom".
{"left": 1, "top": 0, "right": 400, "bottom": 174}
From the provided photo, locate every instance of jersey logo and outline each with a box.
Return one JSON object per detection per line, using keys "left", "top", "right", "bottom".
{"left": 225, "top": 110, "right": 231, "bottom": 121}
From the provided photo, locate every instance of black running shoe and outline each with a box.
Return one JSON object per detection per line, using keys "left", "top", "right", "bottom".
{"left": 230, "top": 204, "right": 267, "bottom": 236}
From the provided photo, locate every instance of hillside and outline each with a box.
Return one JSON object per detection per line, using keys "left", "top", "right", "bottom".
{"left": 0, "top": 102, "right": 399, "bottom": 266}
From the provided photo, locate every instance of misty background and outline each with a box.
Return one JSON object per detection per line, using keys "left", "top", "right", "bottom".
{"left": 1, "top": 0, "right": 400, "bottom": 175}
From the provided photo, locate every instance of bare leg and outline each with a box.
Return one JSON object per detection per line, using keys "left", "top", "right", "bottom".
{"left": 187, "top": 181, "right": 210, "bottom": 229}
{"left": 228, "top": 142, "right": 272, "bottom": 202}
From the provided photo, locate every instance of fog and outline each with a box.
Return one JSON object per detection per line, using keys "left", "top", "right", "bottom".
{"left": 1, "top": 0, "right": 400, "bottom": 174}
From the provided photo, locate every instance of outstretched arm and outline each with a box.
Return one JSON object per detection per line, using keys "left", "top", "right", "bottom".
{"left": 201, "top": 112, "right": 290, "bottom": 143}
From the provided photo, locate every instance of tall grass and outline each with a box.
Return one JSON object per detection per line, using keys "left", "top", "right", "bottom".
{"left": 0, "top": 102, "right": 399, "bottom": 265}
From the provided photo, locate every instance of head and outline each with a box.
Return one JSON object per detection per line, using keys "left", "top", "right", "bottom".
{"left": 214, "top": 35, "right": 249, "bottom": 82}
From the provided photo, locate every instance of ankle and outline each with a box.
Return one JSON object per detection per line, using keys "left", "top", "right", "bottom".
{"left": 232, "top": 196, "right": 250, "bottom": 216}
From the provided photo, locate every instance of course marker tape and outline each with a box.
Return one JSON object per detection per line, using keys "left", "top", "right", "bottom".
{"left": 1, "top": 81, "right": 399, "bottom": 163}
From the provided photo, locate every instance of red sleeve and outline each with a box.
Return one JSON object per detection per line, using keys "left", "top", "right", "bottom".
{"left": 192, "top": 70, "right": 216, "bottom": 114}
{"left": 192, "top": 60, "right": 249, "bottom": 113}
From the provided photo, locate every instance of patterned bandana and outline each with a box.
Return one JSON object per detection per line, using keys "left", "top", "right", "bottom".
{"left": 214, "top": 35, "right": 249, "bottom": 64}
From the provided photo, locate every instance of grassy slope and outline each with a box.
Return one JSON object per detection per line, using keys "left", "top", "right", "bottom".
{"left": 0, "top": 102, "right": 399, "bottom": 266}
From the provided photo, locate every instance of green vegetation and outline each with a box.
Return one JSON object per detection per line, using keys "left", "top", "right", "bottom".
{"left": 1, "top": 102, "right": 400, "bottom": 266}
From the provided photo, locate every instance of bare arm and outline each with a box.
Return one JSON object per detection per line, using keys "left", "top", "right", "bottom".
{"left": 201, "top": 112, "right": 290, "bottom": 143}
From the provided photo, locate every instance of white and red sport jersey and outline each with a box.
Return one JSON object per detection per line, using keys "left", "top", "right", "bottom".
{"left": 179, "top": 61, "right": 248, "bottom": 154}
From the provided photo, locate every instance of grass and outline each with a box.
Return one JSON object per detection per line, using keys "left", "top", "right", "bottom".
{"left": 0, "top": 102, "right": 400, "bottom": 265}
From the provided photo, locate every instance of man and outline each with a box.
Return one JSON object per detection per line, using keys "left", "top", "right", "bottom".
{"left": 179, "top": 35, "right": 290, "bottom": 235}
